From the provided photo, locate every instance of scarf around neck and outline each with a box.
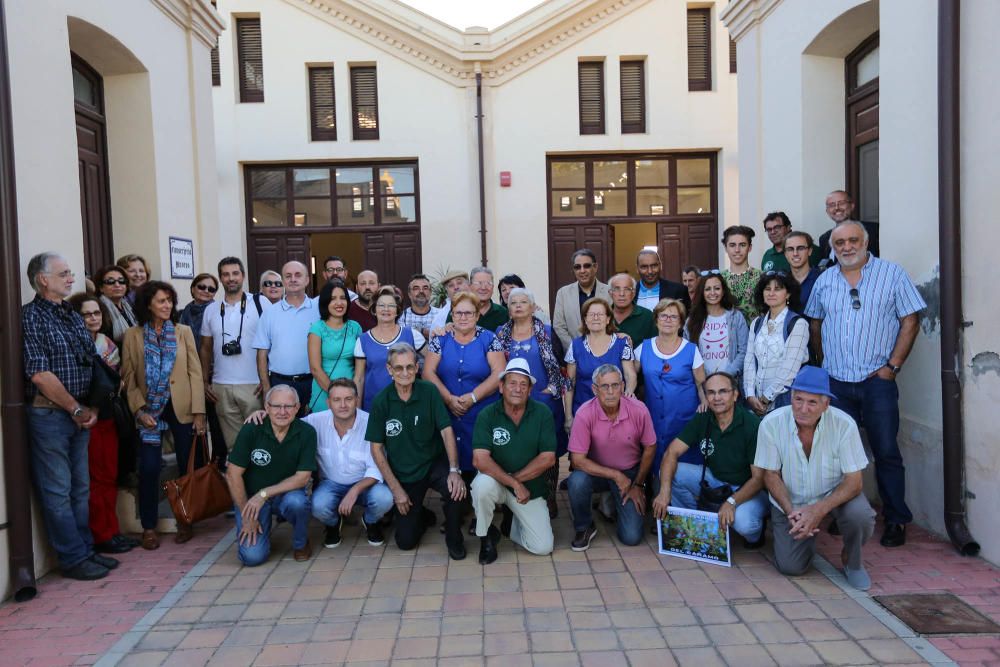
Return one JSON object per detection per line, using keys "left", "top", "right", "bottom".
{"left": 139, "top": 321, "right": 177, "bottom": 445}
{"left": 494, "top": 317, "right": 568, "bottom": 395}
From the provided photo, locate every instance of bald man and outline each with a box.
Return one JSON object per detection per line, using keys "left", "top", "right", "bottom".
{"left": 348, "top": 269, "right": 380, "bottom": 331}
{"left": 253, "top": 260, "right": 320, "bottom": 415}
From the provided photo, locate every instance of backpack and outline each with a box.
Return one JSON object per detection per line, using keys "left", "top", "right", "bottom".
{"left": 252, "top": 292, "right": 263, "bottom": 317}
{"left": 752, "top": 310, "right": 802, "bottom": 341}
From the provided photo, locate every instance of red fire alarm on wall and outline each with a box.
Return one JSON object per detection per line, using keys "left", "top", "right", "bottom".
{"left": 499, "top": 171, "right": 511, "bottom": 187}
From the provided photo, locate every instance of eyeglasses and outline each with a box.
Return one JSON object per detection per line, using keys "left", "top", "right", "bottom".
{"left": 573, "top": 263, "right": 594, "bottom": 271}
{"left": 102, "top": 278, "right": 128, "bottom": 286}
{"left": 763, "top": 271, "right": 787, "bottom": 278}
{"left": 471, "top": 280, "right": 493, "bottom": 289}
{"left": 376, "top": 303, "right": 397, "bottom": 311}
{"left": 326, "top": 266, "right": 347, "bottom": 274}
{"left": 262, "top": 280, "right": 283, "bottom": 288}
{"left": 849, "top": 288, "right": 861, "bottom": 310}
{"left": 267, "top": 403, "right": 297, "bottom": 412}
{"left": 657, "top": 313, "right": 681, "bottom": 322}
{"left": 47, "top": 270, "right": 75, "bottom": 279}
{"left": 80, "top": 311, "right": 102, "bottom": 319}
{"left": 610, "top": 287, "right": 634, "bottom": 294}
{"left": 452, "top": 310, "right": 477, "bottom": 319}
{"left": 195, "top": 284, "right": 218, "bottom": 293}
{"left": 586, "top": 312, "right": 607, "bottom": 319}
{"left": 765, "top": 224, "right": 788, "bottom": 234}
{"left": 596, "top": 382, "right": 622, "bottom": 393}
{"left": 390, "top": 364, "right": 417, "bottom": 374}
{"left": 826, "top": 200, "right": 851, "bottom": 210}
{"left": 784, "top": 245, "right": 810, "bottom": 254}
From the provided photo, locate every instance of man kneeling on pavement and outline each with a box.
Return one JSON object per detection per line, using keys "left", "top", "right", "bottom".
{"left": 652, "top": 372, "right": 769, "bottom": 549}
{"left": 470, "top": 358, "right": 556, "bottom": 564}
{"left": 754, "top": 366, "right": 876, "bottom": 590}
{"left": 226, "top": 385, "right": 316, "bottom": 566}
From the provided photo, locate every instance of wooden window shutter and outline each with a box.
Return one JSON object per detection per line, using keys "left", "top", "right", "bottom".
{"left": 729, "top": 37, "right": 737, "bottom": 74}
{"left": 620, "top": 60, "right": 645, "bottom": 134}
{"left": 210, "top": 1, "right": 220, "bottom": 86}
{"left": 578, "top": 61, "right": 605, "bottom": 135}
{"left": 687, "top": 8, "right": 712, "bottom": 92}
{"left": 309, "top": 67, "right": 336, "bottom": 141}
{"left": 350, "top": 66, "right": 379, "bottom": 140}
{"left": 236, "top": 18, "right": 264, "bottom": 102}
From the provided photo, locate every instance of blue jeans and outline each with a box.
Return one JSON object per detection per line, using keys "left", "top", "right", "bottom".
{"left": 312, "top": 479, "right": 394, "bottom": 526}
{"left": 670, "top": 462, "right": 769, "bottom": 541}
{"left": 566, "top": 467, "right": 645, "bottom": 546}
{"left": 830, "top": 376, "right": 912, "bottom": 525}
{"left": 234, "top": 489, "right": 311, "bottom": 567}
{"left": 26, "top": 407, "right": 93, "bottom": 569}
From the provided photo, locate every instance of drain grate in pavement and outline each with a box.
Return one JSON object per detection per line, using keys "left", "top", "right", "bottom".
{"left": 875, "top": 593, "right": 1000, "bottom": 635}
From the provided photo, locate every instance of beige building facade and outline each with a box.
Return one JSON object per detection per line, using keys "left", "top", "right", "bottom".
{"left": 722, "top": 0, "right": 1000, "bottom": 562}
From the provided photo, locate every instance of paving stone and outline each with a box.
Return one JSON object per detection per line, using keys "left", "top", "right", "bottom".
{"left": 438, "top": 633, "right": 483, "bottom": 657}
{"left": 692, "top": 605, "right": 738, "bottom": 625}
{"left": 530, "top": 631, "right": 575, "bottom": 653}
{"left": 615, "top": 627, "right": 667, "bottom": 650}
{"left": 835, "top": 616, "right": 897, "bottom": 639}
{"left": 393, "top": 636, "right": 438, "bottom": 659}
{"left": 265, "top": 622, "right": 315, "bottom": 644}
{"left": 650, "top": 606, "right": 698, "bottom": 627}
{"left": 809, "top": 639, "right": 873, "bottom": 665}
{"left": 206, "top": 646, "right": 262, "bottom": 666}
{"left": 734, "top": 603, "right": 783, "bottom": 623}
{"left": 609, "top": 608, "right": 656, "bottom": 628}
{"left": 526, "top": 611, "right": 570, "bottom": 632}
{"left": 718, "top": 643, "right": 778, "bottom": 666}
{"left": 568, "top": 611, "right": 610, "bottom": 630}
{"left": 671, "top": 646, "right": 726, "bottom": 667}
{"left": 856, "top": 639, "right": 924, "bottom": 663}
{"left": 253, "top": 643, "right": 306, "bottom": 666}
{"left": 792, "top": 619, "right": 847, "bottom": 642}
{"left": 776, "top": 601, "right": 826, "bottom": 620}
{"left": 346, "top": 637, "right": 395, "bottom": 661}
{"left": 571, "top": 628, "right": 618, "bottom": 652}
{"left": 748, "top": 621, "right": 803, "bottom": 645}
{"left": 662, "top": 625, "right": 710, "bottom": 649}
{"left": 484, "top": 631, "right": 529, "bottom": 655}
{"left": 623, "top": 648, "right": 678, "bottom": 667}
{"left": 704, "top": 622, "right": 758, "bottom": 646}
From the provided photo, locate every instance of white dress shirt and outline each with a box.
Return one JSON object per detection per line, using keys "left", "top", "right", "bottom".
{"left": 301, "top": 409, "right": 382, "bottom": 485}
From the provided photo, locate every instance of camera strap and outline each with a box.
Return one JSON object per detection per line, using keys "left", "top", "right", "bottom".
{"left": 220, "top": 293, "right": 247, "bottom": 344}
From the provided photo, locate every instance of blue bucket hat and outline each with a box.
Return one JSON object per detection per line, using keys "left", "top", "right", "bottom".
{"left": 788, "top": 366, "right": 836, "bottom": 399}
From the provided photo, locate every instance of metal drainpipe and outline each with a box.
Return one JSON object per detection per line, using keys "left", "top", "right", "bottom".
{"left": 475, "top": 66, "right": 488, "bottom": 267}
{"left": 0, "top": 0, "right": 38, "bottom": 601}
{"left": 938, "top": 0, "right": 979, "bottom": 556}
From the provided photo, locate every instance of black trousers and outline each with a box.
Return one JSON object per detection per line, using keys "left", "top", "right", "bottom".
{"left": 394, "top": 457, "right": 463, "bottom": 550}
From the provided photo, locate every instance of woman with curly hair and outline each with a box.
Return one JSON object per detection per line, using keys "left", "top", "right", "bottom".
{"left": 685, "top": 271, "right": 749, "bottom": 382}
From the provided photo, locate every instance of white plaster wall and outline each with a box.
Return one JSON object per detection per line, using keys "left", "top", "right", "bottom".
{"left": 727, "top": 0, "right": 1000, "bottom": 562}
{"left": 1, "top": 0, "right": 220, "bottom": 598}
{"left": 212, "top": 0, "right": 480, "bottom": 280}
{"left": 488, "top": 0, "right": 740, "bottom": 308}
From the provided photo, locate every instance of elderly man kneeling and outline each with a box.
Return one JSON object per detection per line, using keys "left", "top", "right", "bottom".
{"left": 754, "top": 366, "right": 875, "bottom": 590}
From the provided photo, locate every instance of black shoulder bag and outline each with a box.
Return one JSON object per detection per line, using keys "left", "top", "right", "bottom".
{"left": 695, "top": 416, "right": 734, "bottom": 513}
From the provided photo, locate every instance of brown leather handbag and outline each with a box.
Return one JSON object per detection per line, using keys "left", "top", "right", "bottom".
{"left": 163, "top": 435, "right": 232, "bottom": 525}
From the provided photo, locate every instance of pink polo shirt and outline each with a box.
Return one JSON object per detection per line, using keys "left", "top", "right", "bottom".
{"left": 568, "top": 396, "right": 657, "bottom": 470}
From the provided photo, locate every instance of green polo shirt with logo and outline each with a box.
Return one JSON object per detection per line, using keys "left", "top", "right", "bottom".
{"left": 365, "top": 379, "right": 452, "bottom": 483}
{"left": 447, "top": 300, "right": 510, "bottom": 332}
{"left": 676, "top": 406, "right": 761, "bottom": 486}
{"left": 614, "top": 304, "right": 657, "bottom": 348}
{"left": 472, "top": 398, "right": 556, "bottom": 499}
{"left": 229, "top": 418, "right": 317, "bottom": 497}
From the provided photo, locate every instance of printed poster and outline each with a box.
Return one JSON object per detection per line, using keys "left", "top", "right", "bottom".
{"left": 656, "top": 505, "right": 732, "bottom": 567}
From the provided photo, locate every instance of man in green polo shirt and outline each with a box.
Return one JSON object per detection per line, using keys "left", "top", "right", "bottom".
{"left": 761, "top": 211, "right": 822, "bottom": 272}
{"left": 471, "top": 358, "right": 556, "bottom": 564}
{"left": 367, "top": 342, "right": 468, "bottom": 559}
{"left": 608, "top": 273, "right": 656, "bottom": 348}
{"left": 226, "top": 385, "right": 317, "bottom": 566}
{"left": 651, "top": 372, "right": 769, "bottom": 548}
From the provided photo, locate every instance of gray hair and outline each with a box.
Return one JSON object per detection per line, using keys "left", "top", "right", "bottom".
{"left": 259, "top": 270, "right": 281, "bottom": 287}
{"left": 265, "top": 384, "right": 299, "bottom": 406}
{"left": 608, "top": 272, "right": 636, "bottom": 289}
{"left": 469, "top": 266, "right": 494, "bottom": 282}
{"left": 833, "top": 220, "right": 869, "bottom": 243}
{"left": 591, "top": 363, "right": 624, "bottom": 386}
{"left": 387, "top": 341, "right": 417, "bottom": 365}
{"left": 506, "top": 287, "right": 535, "bottom": 305}
{"left": 26, "top": 252, "right": 64, "bottom": 292}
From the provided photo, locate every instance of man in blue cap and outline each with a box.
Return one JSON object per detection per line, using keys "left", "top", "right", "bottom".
{"left": 754, "top": 366, "right": 875, "bottom": 590}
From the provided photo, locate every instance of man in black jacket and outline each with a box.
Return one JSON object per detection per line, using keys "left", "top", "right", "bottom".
{"left": 635, "top": 250, "right": 690, "bottom": 311}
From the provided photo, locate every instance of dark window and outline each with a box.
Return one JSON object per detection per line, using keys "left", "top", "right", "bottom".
{"left": 236, "top": 17, "right": 264, "bottom": 102}
{"left": 350, "top": 66, "right": 379, "bottom": 140}
{"left": 309, "top": 66, "right": 336, "bottom": 141}
{"left": 687, "top": 8, "right": 712, "bottom": 91}
{"left": 729, "top": 37, "right": 737, "bottom": 74}
{"left": 578, "top": 61, "right": 605, "bottom": 135}
{"left": 619, "top": 60, "right": 645, "bottom": 134}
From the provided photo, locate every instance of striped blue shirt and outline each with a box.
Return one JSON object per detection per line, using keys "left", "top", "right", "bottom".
{"left": 804, "top": 255, "right": 926, "bottom": 382}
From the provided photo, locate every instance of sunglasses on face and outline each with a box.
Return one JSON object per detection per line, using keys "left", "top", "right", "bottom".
{"left": 195, "top": 284, "right": 218, "bottom": 293}
{"left": 573, "top": 263, "right": 594, "bottom": 270}
{"left": 103, "top": 278, "right": 128, "bottom": 286}
{"left": 262, "top": 280, "right": 283, "bottom": 288}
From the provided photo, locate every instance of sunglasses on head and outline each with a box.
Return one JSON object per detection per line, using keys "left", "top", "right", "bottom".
{"left": 699, "top": 269, "right": 722, "bottom": 277}
{"left": 195, "top": 284, "right": 218, "bottom": 293}
{"left": 102, "top": 278, "right": 128, "bottom": 286}
{"left": 764, "top": 270, "right": 788, "bottom": 277}
{"left": 262, "top": 280, "right": 283, "bottom": 288}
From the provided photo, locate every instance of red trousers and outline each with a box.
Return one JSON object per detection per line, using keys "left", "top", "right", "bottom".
{"left": 88, "top": 418, "right": 120, "bottom": 544}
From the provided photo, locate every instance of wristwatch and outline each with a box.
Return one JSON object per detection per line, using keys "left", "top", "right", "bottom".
{"left": 71, "top": 406, "right": 85, "bottom": 418}
{"left": 449, "top": 467, "right": 461, "bottom": 474}
{"left": 258, "top": 489, "right": 268, "bottom": 500}
{"left": 725, "top": 496, "right": 737, "bottom": 507}
{"left": 886, "top": 363, "right": 901, "bottom": 374}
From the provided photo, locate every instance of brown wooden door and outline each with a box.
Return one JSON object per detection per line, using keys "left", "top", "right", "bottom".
{"left": 248, "top": 234, "right": 310, "bottom": 291}
{"left": 363, "top": 230, "right": 422, "bottom": 289}
{"left": 73, "top": 55, "right": 113, "bottom": 275}
{"left": 657, "top": 221, "right": 717, "bottom": 278}
{"left": 547, "top": 224, "right": 613, "bottom": 308}
{"left": 846, "top": 33, "right": 879, "bottom": 224}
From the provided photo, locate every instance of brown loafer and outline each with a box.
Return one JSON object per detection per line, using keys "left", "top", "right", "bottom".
{"left": 142, "top": 529, "right": 160, "bottom": 550}
{"left": 174, "top": 522, "right": 194, "bottom": 544}
{"left": 293, "top": 541, "right": 312, "bottom": 562}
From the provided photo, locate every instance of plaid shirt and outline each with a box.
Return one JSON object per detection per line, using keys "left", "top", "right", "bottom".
{"left": 22, "top": 295, "right": 96, "bottom": 400}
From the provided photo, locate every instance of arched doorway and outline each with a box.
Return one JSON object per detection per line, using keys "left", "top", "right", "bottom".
{"left": 72, "top": 54, "right": 114, "bottom": 275}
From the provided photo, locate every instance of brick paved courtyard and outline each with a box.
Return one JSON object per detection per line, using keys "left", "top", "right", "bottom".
{"left": 2, "top": 491, "right": 1000, "bottom": 666}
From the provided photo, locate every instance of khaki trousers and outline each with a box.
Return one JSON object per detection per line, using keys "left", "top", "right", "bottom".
{"left": 213, "top": 383, "right": 262, "bottom": 449}
{"left": 471, "top": 473, "right": 553, "bottom": 555}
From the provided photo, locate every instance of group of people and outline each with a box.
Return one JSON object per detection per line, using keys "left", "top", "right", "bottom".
{"left": 23, "top": 188, "right": 924, "bottom": 591}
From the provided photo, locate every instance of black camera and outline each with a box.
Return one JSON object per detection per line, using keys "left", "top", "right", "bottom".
{"left": 221, "top": 340, "right": 242, "bottom": 356}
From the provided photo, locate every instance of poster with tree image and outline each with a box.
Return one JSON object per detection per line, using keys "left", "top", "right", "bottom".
{"left": 657, "top": 505, "right": 732, "bottom": 567}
